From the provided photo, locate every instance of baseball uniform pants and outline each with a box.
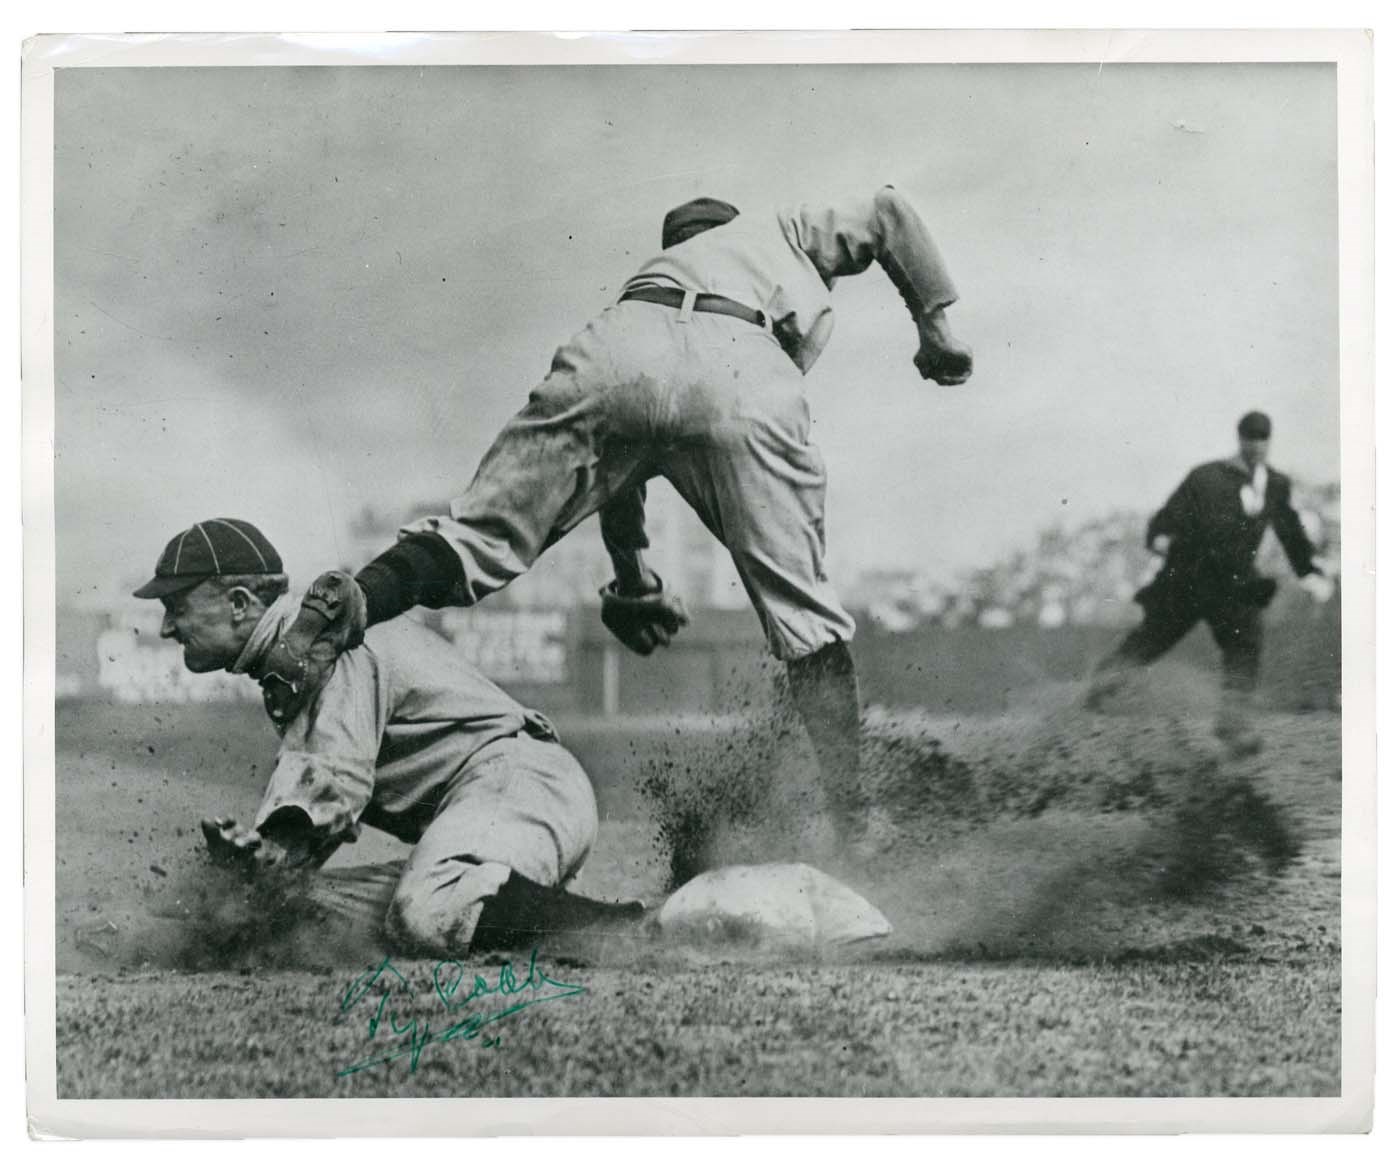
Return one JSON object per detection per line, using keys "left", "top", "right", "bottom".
{"left": 403, "top": 299, "right": 856, "bottom": 661}
{"left": 1104, "top": 583, "right": 1264, "bottom": 697}
{"left": 383, "top": 732, "right": 598, "bottom": 956}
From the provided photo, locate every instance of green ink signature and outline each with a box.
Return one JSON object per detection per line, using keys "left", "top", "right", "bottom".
{"left": 336, "top": 949, "right": 587, "bottom": 1077}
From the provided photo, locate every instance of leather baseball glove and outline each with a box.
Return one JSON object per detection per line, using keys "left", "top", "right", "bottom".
{"left": 600, "top": 578, "right": 690, "bottom": 655}
{"left": 260, "top": 570, "right": 368, "bottom": 727}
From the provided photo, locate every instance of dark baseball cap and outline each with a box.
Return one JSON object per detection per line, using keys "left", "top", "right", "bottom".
{"left": 1237, "top": 411, "right": 1272, "bottom": 439}
{"left": 662, "top": 196, "right": 739, "bottom": 249}
{"left": 133, "top": 518, "right": 284, "bottom": 599}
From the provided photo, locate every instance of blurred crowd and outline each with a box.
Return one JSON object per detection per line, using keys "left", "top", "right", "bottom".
{"left": 850, "top": 481, "right": 1341, "bottom": 633}
{"left": 70, "top": 482, "right": 1341, "bottom": 704}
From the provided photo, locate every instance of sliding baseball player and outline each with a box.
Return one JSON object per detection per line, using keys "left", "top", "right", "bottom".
{"left": 135, "top": 517, "right": 643, "bottom": 957}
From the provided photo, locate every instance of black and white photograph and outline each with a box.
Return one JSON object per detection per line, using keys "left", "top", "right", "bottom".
{"left": 22, "top": 29, "right": 1375, "bottom": 1133}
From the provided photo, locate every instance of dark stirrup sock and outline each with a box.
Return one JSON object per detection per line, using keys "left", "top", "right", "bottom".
{"left": 787, "top": 641, "right": 864, "bottom": 833}
{"left": 472, "top": 871, "right": 646, "bottom": 953}
{"left": 354, "top": 532, "right": 467, "bottom": 627}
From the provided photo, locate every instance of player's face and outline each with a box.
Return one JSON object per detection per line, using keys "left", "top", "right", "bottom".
{"left": 159, "top": 582, "right": 244, "bottom": 672}
{"left": 1239, "top": 436, "right": 1270, "bottom": 469}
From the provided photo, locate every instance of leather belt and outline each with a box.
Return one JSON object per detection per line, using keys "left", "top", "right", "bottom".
{"left": 619, "top": 284, "right": 766, "bottom": 329}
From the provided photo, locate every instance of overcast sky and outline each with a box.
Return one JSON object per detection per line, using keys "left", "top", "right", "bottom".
{"left": 54, "top": 63, "right": 1338, "bottom": 604}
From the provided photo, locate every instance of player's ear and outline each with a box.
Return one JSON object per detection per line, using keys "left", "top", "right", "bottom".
{"left": 227, "top": 585, "right": 254, "bottom": 621}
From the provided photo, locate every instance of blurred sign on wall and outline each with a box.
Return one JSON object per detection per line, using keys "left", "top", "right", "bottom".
{"left": 94, "top": 608, "right": 258, "bottom": 704}
{"left": 430, "top": 608, "right": 569, "bottom": 685}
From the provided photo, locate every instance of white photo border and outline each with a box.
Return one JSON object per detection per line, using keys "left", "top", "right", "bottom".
{"left": 21, "top": 27, "right": 1376, "bottom": 1137}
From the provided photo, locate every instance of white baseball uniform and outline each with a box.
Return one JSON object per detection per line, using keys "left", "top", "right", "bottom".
{"left": 232, "top": 592, "right": 598, "bottom": 956}
{"left": 402, "top": 185, "right": 960, "bottom": 660}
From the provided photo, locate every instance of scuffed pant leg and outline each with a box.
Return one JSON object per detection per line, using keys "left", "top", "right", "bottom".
{"left": 656, "top": 319, "right": 855, "bottom": 662}
{"left": 384, "top": 736, "right": 599, "bottom": 957}
{"left": 401, "top": 311, "right": 651, "bottom": 605}
{"left": 383, "top": 858, "right": 513, "bottom": 961}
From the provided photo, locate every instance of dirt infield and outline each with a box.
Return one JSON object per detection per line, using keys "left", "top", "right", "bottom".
{"left": 51, "top": 671, "right": 1342, "bottom": 1098}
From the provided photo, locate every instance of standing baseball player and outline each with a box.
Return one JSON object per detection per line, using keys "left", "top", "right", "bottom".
{"left": 1085, "top": 411, "right": 1334, "bottom": 754}
{"left": 259, "top": 185, "right": 973, "bottom": 851}
{"left": 134, "top": 517, "right": 643, "bottom": 957}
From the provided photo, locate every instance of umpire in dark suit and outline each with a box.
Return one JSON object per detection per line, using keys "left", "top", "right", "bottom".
{"left": 1088, "top": 411, "right": 1334, "bottom": 752}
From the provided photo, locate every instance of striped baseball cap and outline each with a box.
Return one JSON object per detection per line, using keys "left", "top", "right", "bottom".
{"left": 133, "top": 518, "right": 284, "bottom": 599}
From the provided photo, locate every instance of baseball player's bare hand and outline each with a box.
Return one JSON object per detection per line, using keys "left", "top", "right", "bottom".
{"left": 1150, "top": 534, "right": 1172, "bottom": 557}
{"left": 913, "top": 309, "right": 973, "bottom": 386}
{"left": 201, "top": 817, "right": 290, "bottom": 871}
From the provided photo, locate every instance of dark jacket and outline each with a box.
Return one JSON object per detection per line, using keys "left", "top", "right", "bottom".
{"left": 1139, "top": 458, "right": 1319, "bottom": 608}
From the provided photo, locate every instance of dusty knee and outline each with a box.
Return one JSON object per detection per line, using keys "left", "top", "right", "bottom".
{"left": 383, "top": 889, "right": 476, "bottom": 959}
{"left": 383, "top": 859, "right": 512, "bottom": 957}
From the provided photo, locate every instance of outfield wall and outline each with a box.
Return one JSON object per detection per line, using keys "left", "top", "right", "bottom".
{"left": 55, "top": 589, "right": 1340, "bottom": 717}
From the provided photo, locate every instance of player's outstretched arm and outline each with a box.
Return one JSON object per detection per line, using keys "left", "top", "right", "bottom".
{"left": 871, "top": 187, "right": 973, "bottom": 384}
{"left": 201, "top": 809, "right": 329, "bottom": 872}
{"left": 789, "top": 185, "right": 972, "bottom": 386}
{"left": 912, "top": 306, "right": 974, "bottom": 386}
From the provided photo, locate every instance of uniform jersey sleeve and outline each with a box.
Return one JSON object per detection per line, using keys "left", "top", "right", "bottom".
{"left": 1146, "top": 470, "right": 1199, "bottom": 546}
{"left": 785, "top": 185, "right": 959, "bottom": 318}
{"left": 1269, "top": 476, "right": 1321, "bottom": 577}
{"left": 253, "top": 646, "right": 388, "bottom": 845}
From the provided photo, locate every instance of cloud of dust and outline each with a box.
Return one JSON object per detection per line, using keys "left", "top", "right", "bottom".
{"left": 67, "top": 858, "right": 400, "bottom": 974}
{"left": 637, "top": 669, "right": 1303, "bottom": 963}
{"left": 64, "top": 665, "right": 1304, "bottom": 974}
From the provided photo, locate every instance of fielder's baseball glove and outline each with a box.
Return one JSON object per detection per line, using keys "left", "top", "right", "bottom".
{"left": 600, "top": 578, "right": 690, "bottom": 656}
{"left": 260, "top": 570, "right": 368, "bottom": 727}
